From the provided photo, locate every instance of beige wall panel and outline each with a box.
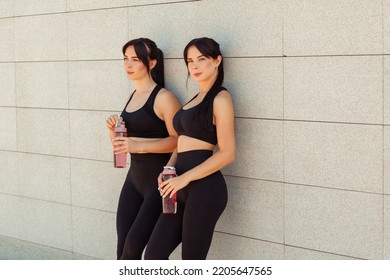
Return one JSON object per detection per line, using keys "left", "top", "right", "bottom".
{"left": 71, "top": 159, "right": 126, "bottom": 212}
{"left": 285, "top": 184, "right": 383, "bottom": 259}
{"left": 0, "top": 151, "right": 18, "bottom": 195}
{"left": 0, "top": 0, "right": 13, "bottom": 18}
{"left": 285, "top": 246, "right": 357, "bottom": 260}
{"left": 67, "top": 9, "right": 128, "bottom": 60}
{"left": 128, "top": 0, "right": 193, "bottom": 5}
{"left": 14, "top": 0, "right": 66, "bottom": 16}
{"left": 18, "top": 153, "right": 71, "bottom": 204}
{"left": 285, "top": 121, "right": 382, "bottom": 193}
{"left": 127, "top": 2, "right": 201, "bottom": 59}
{"left": 67, "top": 0, "right": 192, "bottom": 11}
{"left": 72, "top": 206, "right": 117, "bottom": 259}
{"left": 385, "top": 196, "right": 390, "bottom": 259}
{"left": 67, "top": 0, "right": 127, "bottom": 11}
{"left": 18, "top": 198, "right": 72, "bottom": 251}
{"left": 384, "top": 0, "right": 390, "bottom": 53}
{"left": 128, "top": 0, "right": 283, "bottom": 58}
{"left": 284, "top": 0, "right": 382, "bottom": 55}
{"left": 224, "top": 119, "right": 283, "bottom": 182}
{"left": 17, "top": 108, "right": 70, "bottom": 156}
{"left": 69, "top": 110, "right": 114, "bottom": 161}
{"left": 0, "top": 194, "right": 21, "bottom": 238}
{"left": 208, "top": 232, "right": 284, "bottom": 260}
{"left": 68, "top": 60, "right": 129, "bottom": 111}
{"left": 385, "top": 127, "right": 390, "bottom": 195}
{"left": 0, "top": 235, "right": 73, "bottom": 260}
{"left": 285, "top": 56, "right": 382, "bottom": 124}
{"left": 0, "top": 18, "right": 14, "bottom": 61}
{"left": 385, "top": 56, "right": 390, "bottom": 125}
{"left": 225, "top": 58, "right": 283, "bottom": 119}
{"left": 0, "top": 195, "right": 72, "bottom": 250}
{"left": 15, "top": 14, "right": 67, "bottom": 61}
{"left": 0, "top": 63, "right": 15, "bottom": 106}
{"left": 217, "top": 177, "right": 284, "bottom": 243}
{"left": 16, "top": 62, "right": 68, "bottom": 109}
{"left": 0, "top": 107, "right": 17, "bottom": 151}
{"left": 198, "top": 0, "right": 283, "bottom": 57}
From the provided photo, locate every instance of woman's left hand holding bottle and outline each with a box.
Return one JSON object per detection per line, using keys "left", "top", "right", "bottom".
{"left": 113, "top": 137, "right": 139, "bottom": 154}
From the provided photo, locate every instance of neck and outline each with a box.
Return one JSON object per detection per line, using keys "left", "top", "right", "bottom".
{"left": 198, "top": 75, "right": 217, "bottom": 97}
{"left": 133, "top": 76, "right": 157, "bottom": 93}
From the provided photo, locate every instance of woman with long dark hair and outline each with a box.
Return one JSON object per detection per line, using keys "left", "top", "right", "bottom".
{"left": 106, "top": 38, "right": 180, "bottom": 259}
{"left": 145, "top": 37, "right": 235, "bottom": 260}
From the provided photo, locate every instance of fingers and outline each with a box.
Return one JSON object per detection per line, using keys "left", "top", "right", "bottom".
{"left": 159, "top": 180, "right": 176, "bottom": 198}
{"left": 112, "top": 138, "right": 127, "bottom": 154}
{"left": 106, "top": 114, "right": 119, "bottom": 129}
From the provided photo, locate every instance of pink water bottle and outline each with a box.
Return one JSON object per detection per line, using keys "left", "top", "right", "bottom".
{"left": 162, "top": 166, "right": 177, "bottom": 214}
{"left": 113, "top": 117, "right": 127, "bottom": 168}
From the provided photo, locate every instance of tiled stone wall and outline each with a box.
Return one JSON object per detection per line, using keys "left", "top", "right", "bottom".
{"left": 0, "top": 0, "right": 389, "bottom": 260}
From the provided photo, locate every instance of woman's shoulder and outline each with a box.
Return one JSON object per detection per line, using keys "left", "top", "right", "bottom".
{"left": 214, "top": 88, "right": 232, "bottom": 102}
{"left": 156, "top": 87, "right": 177, "bottom": 100}
{"left": 154, "top": 87, "right": 180, "bottom": 109}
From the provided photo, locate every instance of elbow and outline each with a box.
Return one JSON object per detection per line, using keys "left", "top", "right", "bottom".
{"left": 226, "top": 150, "right": 235, "bottom": 165}
{"left": 168, "top": 135, "right": 178, "bottom": 152}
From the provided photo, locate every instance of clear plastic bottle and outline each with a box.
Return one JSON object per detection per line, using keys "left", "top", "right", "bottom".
{"left": 113, "top": 117, "right": 127, "bottom": 168}
{"left": 162, "top": 166, "right": 177, "bottom": 214}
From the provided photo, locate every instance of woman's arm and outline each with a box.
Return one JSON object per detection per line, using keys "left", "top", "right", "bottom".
{"left": 113, "top": 89, "right": 181, "bottom": 154}
{"left": 160, "top": 90, "right": 235, "bottom": 197}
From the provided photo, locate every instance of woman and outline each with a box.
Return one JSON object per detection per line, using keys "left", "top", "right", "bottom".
{"left": 144, "top": 37, "right": 235, "bottom": 260}
{"left": 106, "top": 38, "right": 180, "bottom": 259}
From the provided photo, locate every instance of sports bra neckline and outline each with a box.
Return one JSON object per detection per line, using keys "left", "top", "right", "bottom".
{"left": 181, "top": 93, "right": 204, "bottom": 111}
{"left": 124, "top": 85, "right": 159, "bottom": 114}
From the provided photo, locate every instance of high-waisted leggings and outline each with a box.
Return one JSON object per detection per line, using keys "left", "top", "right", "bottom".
{"left": 144, "top": 150, "right": 228, "bottom": 260}
{"left": 116, "top": 152, "right": 170, "bottom": 260}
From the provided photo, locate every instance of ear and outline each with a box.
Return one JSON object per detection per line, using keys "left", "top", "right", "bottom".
{"left": 214, "top": 55, "right": 222, "bottom": 67}
{"left": 149, "top": 59, "right": 157, "bottom": 70}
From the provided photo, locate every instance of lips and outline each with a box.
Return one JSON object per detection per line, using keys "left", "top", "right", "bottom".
{"left": 127, "top": 71, "right": 134, "bottom": 75}
{"left": 193, "top": 72, "right": 202, "bottom": 77}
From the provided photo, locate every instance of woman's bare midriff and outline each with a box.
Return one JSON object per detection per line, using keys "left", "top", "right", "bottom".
{"left": 129, "top": 137, "right": 163, "bottom": 142}
{"left": 177, "top": 135, "right": 215, "bottom": 153}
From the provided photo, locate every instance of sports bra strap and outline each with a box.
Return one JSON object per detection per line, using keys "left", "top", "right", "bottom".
{"left": 146, "top": 84, "right": 162, "bottom": 108}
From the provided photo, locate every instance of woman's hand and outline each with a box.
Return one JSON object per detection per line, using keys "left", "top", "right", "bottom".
{"left": 159, "top": 174, "right": 190, "bottom": 198}
{"left": 106, "top": 114, "right": 119, "bottom": 131}
{"left": 112, "top": 137, "right": 139, "bottom": 154}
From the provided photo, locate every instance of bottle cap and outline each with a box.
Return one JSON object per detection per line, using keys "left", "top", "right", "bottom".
{"left": 116, "top": 117, "right": 123, "bottom": 128}
{"left": 163, "top": 166, "right": 176, "bottom": 170}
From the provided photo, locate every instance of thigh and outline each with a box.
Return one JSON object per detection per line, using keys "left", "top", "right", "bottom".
{"left": 182, "top": 173, "right": 228, "bottom": 259}
{"left": 120, "top": 189, "right": 162, "bottom": 259}
{"left": 116, "top": 179, "right": 143, "bottom": 257}
{"left": 144, "top": 206, "right": 184, "bottom": 260}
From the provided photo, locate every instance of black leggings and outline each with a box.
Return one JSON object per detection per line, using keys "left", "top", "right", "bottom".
{"left": 144, "top": 150, "right": 228, "bottom": 260}
{"left": 116, "top": 153, "right": 170, "bottom": 260}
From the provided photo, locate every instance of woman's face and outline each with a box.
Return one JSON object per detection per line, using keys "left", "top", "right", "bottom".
{"left": 186, "top": 45, "right": 220, "bottom": 84}
{"left": 123, "top": 45, "right": 148, "bottom": 81}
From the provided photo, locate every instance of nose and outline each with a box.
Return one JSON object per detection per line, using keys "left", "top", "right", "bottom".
{"left": 189, "top": 61, "right": 199, "bottom": 69}
{"left": 124, "top": 60, "right": 133, "bottom": 67}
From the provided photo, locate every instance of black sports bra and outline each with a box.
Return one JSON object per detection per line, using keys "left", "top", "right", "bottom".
{"left": 120, "top": 85, "right": 169, "bottom": 138}
{"left": 173, "top": 88, "right": 226, "bottom": 145}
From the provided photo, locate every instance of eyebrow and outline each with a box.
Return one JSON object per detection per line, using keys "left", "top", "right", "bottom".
{"left": 123, "top": 55, "right": 138, "bottom": 59}
{"left": 187, "top": 55, "right": 205, "bottom": 60}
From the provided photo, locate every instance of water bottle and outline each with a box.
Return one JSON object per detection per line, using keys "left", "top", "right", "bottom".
{"left": 162, "top": 166, "right": 177, "bottom": 214}
{"left": 113, "top": 117, "right": 127, "bottom": 168}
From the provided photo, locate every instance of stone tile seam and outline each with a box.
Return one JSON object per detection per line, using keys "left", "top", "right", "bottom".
{"left": 0, "top": 0, "right": 201, "bottom": 20}
{"left": 214, "top": 231, "right": 364, "bottom": 260}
